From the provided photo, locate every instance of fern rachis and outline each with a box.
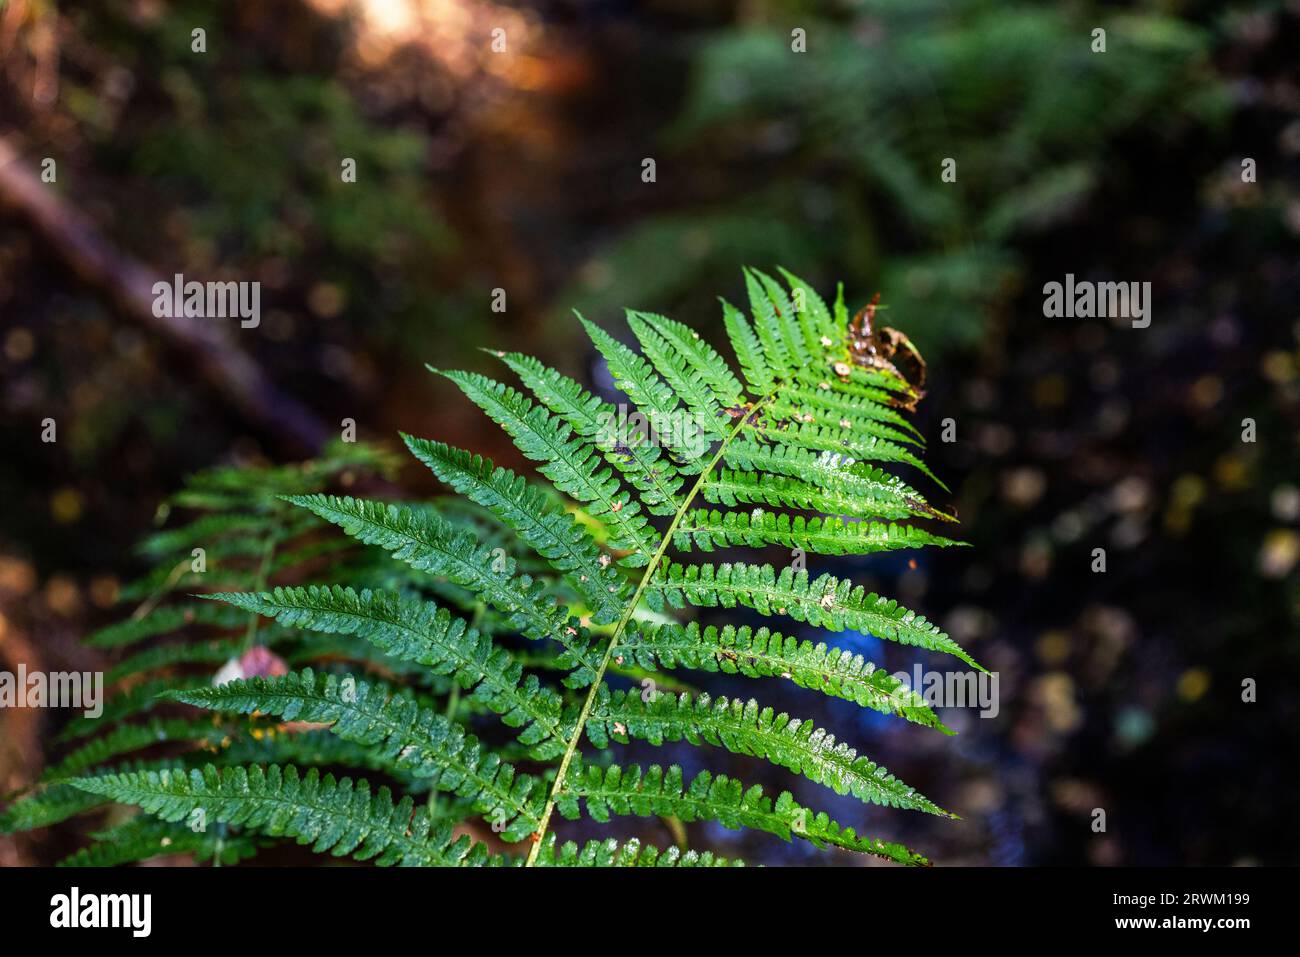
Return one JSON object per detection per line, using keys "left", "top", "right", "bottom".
{"left": 522, "top": 387, "right": 777, "bottom": 863}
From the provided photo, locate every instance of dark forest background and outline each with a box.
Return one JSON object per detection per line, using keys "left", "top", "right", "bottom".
{"left": 1, "top": 0, "right": 1297, "bottom": 865}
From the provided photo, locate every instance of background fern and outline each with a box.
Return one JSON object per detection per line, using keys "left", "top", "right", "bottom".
{"left": 555, "top": 0, "right": 1227, "bottom": 357}
{"left": 2, "top": 270, "right": 975, "bottom": 867}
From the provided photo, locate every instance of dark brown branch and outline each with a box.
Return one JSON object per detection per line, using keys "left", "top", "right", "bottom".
{"left": 0, "top": 137, "right": 330, "bottom": 454}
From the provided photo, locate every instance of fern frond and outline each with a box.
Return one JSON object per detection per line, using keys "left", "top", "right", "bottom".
{"left": 57, "top": 816, "right": 260, "bottom": 867}
{"left": 56, "top": 676, "right": 211, "bottom": 741}
{"left": 744, "top": 267, "right": 808, "bottom": 376}
{"left": 557, "top": 761, "right": 929, "bottom": 865}
{"left": 625, "top": 311, "right": 728, "bottom": 427}
{"left": 167, "top": 669, "right": 546, "bottom": 841}
{"left": 1, "top": 760, "right": 183, "bottom": 832}
{"left": 42, "top": 719, "right": 227, "bottom": 782}
{"left": 776, "top": 266, "right": 837, "bottom": 346}
{"left": 70, "top": 764, "right": 507, "bottom": 866}
{"left": 618, "top": 621, "right": 949, "bottom": 732}
{"left": 719, "top": 441, "right": 952, "bottom": 521}
{"left": 629, "top": 311, "right": 746, "bottom": 408}
{"left": 491, "top": 350, "right": 685, "bottom": 514}
{"left": 209, "top": 587, "right": 572, "bottom": 755}
{"left": 721, "top": 298, "right": 775, "bottom": 394}
{"left": 579, "top": 314, "right": 720, "bottom": 464}
{"left": 1, "top": 783, "right": 113, "bottom": 833}
{"left": 673, "top": 509, "right": 963, "bottom": 555}
{"left": 702, "top": 467, "right": 945, "bottom": 523}
{"left": 434, "top": 368, "right": 659, "bottom": 563}
{"left": 285, "top": 494, "right": 604, "bottom": 684}
{"left": 17, "top": 271, "right": 974, "bottom": 867}
{"left": 533, "top": 834, "right": 740, "bottom": 867}
{"left": 749, "top": 421, "right": 946, "bottom": 489}
{"left": 400, "top": 438, "right": 630, "bottom": 621}
{"left": 587, "top": 687, "right": 952, "bottom": 816}
{"left": 644, "top": 561, "right": 982, "bottom": 669}
{"left": 783, "top": 378, "right": 923, "bottom": 440}
{"left": 87, "top": 602, "right": 246, "bottom": 649}
{"left": 766, "top": 402, "right": 921, "bottom": 451}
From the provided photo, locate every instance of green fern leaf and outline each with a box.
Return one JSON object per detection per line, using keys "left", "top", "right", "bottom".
{"left": 167, "top": 670, "right": 546, "bottom": 841}
{"left": 776, "top": 266, "right": 837, "bottom": 348}
{"left": 492, "top": 350, "right": 685, "bottom": 514}
{"left": 784, "top": 379, "right": 923, "bottom": 441}
{"left": 702, "top": 467, "right": 947, "bottom": 524}
{"left": 400, "top": 438, "right": 630, "bottom": 621}
{"left": 587, "top": 687, "right": 953, "bottom": 816}
{"left": 579, "top": 314, "right": 717, "bottom": 464}
{"left": 285, "top": 494, "right": 604, "bottom": 684}
{"left": 748, "top": 421, "right": 947, "bottom": 489}
{"left": 644, "top": 561, "right": 982, "bottom": 669}
{"left": 673, "top": 509, "right": 964, "bottom": 556}
{"left": 42, "top": 719, "right": 228, "bottom": 783}
{"left": 57, "top": 816, "right": 260, "bottom": 867}
{"left": 70, "top": 764, "right": 507, "bottom": 866}
{"left": 721, "top": 298, "right": 775, "bottom": 394}
{"left": 631, "top": 311, "right": 745, "bottom": 408}
{"left": 1, "top": 783, "right": 113, "bottom": 833}
{"left": 719, "top": 441, "right": 951, "bottom": 520}
{"left": 208, "top": 587, "right": 572, "bottom": 756}
{"left": 533, "top": 834, "right": 740, "bottom": 867}
{"left": 87, "top": 603, "right": 245, "bottom": 649}
{"left": 434, "top": 368, "right": 659, "bottom": 562}
{"left": 557, "top": 761, "right": 929, "bottom": 865}
{"left": 746, "top": 267, "right": 809, "bottom": 373}
{"left": 617, "top": 620, "right": 950, "bottom": 732}
{"left": 16, "top": 270, "right": 976, "bottom": 867}
{"left": 1, "top": 760, "right": 183, "bottom": 832}
{"left": 625, "top": 311, "right": 728, "bottom": 427}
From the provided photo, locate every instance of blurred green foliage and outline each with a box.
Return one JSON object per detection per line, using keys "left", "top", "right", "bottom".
{"left": 50, "top": 1, "right": 454, "bottom": 351}
{"left": 136, "top": 73, "right": 446, "bottom": 260}
{"left": 562, "top": 0, "right": 1230, "bottom": 353}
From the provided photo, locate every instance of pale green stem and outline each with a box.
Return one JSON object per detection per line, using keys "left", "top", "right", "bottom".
{"left": 523, "top": 396, "right": 773, "bottom": 866}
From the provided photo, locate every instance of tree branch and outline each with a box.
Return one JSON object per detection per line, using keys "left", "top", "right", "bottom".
{"left": 0, "top": 137, "right": 330, "bottom": 454}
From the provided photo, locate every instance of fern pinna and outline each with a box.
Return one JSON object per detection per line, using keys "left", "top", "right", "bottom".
{"left": 3, "top": 268, "right": 978, "bottom": 867}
